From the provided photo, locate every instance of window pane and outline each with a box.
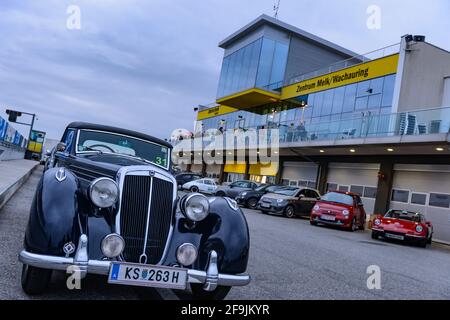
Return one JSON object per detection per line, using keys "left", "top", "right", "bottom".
{"left": 350, "top": 185, "right": 364, "bottom": 196}
{"left": 411, "top": 193, "right": 427, "bottom": 205}
{"left": 368, "top": 94, "right": 382, "bottom": 109}
{"left": 321, "top": 90, "right": 334, "bottom": 116}
{"left": 270, "top": 42, "right": 289, "bottom": 85}
{"left": 248, "top": 38, "right": 262, "bottom": 88}
{"left": 312, "top": 92, "right": 324, "bottom": 117}
{"left": 355, "top": 96, "right": 368, "bottom": 110}
{"left": 332, "top": 87, "right": 345, "bottom": 114}
{"left": 298, "top": 180, "right": 308, "bottom": 187}
{"left": 363, "top": 187, "right": 377, "bottom": 199}
{"left": 339, "top": 185, "right": 349, "bottom": 192}
{"left": 256, "top": 38, "right": 275, "bottom": 87}
{"left": 357, "top": 80, "right": 370, "bottom": 96}
{"left": 343, "top": 84, "right": 357, "bottom": 112}
{"left": 327, "top": 183, "right": 338, "bottom": 192}
{"left": 392, "top": 189, "right": 409, "bottom": 203}
{"left": 369, "top": 77, "right": 384, "bottom": 94}
{"left": 382, "top": 74, "right": 396, "bottom": 107}
{"left": 429, "top": 193, "right": 450, "bottom": 208}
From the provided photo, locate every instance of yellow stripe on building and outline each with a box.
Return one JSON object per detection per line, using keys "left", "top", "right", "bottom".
{"left": 224, "top": 162, "right": 247, "bottom": 174}
{"left": 248, "top": 162, "right": 279, "bottom": 177}
{"left": 197, "top": 105, "right": 238, "bottom": 121}
{"left": 281, "top": 54, "right": 399, "bottom": 100}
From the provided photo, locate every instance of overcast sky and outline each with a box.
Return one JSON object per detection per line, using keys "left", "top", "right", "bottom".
{"left": 0, "top": 0, "right": 449, "bottom": 140}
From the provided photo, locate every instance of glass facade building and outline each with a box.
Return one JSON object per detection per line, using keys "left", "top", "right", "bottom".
{"left": 200, "top": 74, "right": 397, "bottom": 138}
{"left": 216, "top": 37, "right": 289, "bottom": 98}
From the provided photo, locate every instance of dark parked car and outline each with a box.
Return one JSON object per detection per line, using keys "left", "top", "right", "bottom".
{"left": 236, "top": 184, "right": 285, "bottom": 209}
{"left": 258, "top": 187, "right": 321, "bottom": 218}
{"left": 19, "top": 122, "right": 250, "bottom": 299}
{"left": 215, "top": 180, "right": 259, "bottom": 198}
{"left": 175, "top": 172, "right": 203, "bottom": 187}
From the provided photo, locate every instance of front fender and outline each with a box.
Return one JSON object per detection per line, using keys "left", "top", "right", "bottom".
{"left": 24, "top": 168, "right": 81, "bottom": 256}
{"left": 163, "top": 197, "right": 250, "bottom": 274}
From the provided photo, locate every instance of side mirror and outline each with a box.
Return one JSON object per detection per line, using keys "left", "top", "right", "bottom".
{"left": 45, "top": 149, "right": 52, "bottom": 156}
{"left": 298, "top": 194, "right": 305, "bottom": 199}
{"left": 56, "top": 142, "right": 67, "bottom": 152}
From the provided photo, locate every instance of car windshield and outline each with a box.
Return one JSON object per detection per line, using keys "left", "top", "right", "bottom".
{"left": 274, "top": 187, "right": 299, "bottom": 197}
{"left": 321, "top": 192, "right": 354, "bottom": 206}
{"left": 385, "top": 210, "right": 421, "bottom": 222}
{"left": 255, "top": 184, "right": 269, "bottom": 192}
{"left": 76, "top": 129, "right": 169, "bottom": 169}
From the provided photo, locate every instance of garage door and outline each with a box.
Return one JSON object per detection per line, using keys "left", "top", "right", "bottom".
{"left": 327, "top": 163, "right": 380, "bottom": 215}
{"left": 390, "top": 164, "right": 450, "bottom": 244}
{"left": 281, "top": 162, "right": 318, "bottom": 188}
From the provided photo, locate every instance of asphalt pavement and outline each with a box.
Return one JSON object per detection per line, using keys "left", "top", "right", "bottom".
{"left": 1, "top": 167, "right": 450, "bottom": 300}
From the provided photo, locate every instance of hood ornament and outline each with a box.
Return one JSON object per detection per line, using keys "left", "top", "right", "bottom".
{"left": 149, "top": 170, "right": 155, "bottom": 177}
{"left": 55, "top": 167, "right": 67, "bottom": 182}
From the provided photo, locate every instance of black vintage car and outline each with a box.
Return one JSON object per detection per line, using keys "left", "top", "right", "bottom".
{"left": 19, "top": 122, "right": 250, "bottom": 299}
{"left": 235, "top": 184, "right": 285, "bottom": 209}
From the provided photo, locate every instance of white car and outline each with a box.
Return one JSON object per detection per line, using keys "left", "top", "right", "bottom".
{"left": 182, "top": 178, "right": 218, "bottom": 194}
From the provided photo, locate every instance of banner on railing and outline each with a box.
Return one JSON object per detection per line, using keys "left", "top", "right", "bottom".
{"left": 0, "top": 115, "right": 26, "bottom": 146}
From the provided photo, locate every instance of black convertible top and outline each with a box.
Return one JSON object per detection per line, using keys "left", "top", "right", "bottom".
{"left": 67, "top": 122, "right": 172, "bottom": 149}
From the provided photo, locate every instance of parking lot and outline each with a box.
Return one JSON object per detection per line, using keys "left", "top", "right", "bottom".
{"left": 1, "top": 168, "right": 450, "bottom": 300}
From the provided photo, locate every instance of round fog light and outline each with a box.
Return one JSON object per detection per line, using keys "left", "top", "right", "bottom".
{"left": 176, "top": 243, "right": 198, "bottom": 266}
{"left": 101, "top": 234, "right": 125, "bottom": 258}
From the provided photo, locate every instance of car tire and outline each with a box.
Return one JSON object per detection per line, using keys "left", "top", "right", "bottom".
{"left": 215, "top": 191, "right": 226, "bottom": 197}
{"left": 371, "top": 231, "right": 378, "bottom": 240}
{"left": 349, "top": 218, "right": 357, "bottom": 232}
{"left": 21, "top": 264, "right": 52, "bottom": 295}
{"left": 418, "top": 239, "right": 427, "bottom": 248}
{"left": 359, "top": 217, "right": 366, "bottom": 231}
{"left": 261, "top": 210, "right": 269, "bottom": 215}
{"left": 190, "top": 284, "right": 231, "bottom": 300}
{"left": 246, "top": 198, "right": 259, "bottom": 209}
{"left": 427, "top": 234, "right": 433, "bottom": 244}
{"left": 310, "top": 220, "right": 318, "bottom": 226}
{"left": 284, "top": 205, "right": 296, "bottom": 218}
{"left": 190, "top": 186, "right": 199, "bottom": 193}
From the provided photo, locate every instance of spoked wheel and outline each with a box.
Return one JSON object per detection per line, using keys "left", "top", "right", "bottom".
{"left": 246, "top": 198, "right": 258, "bottom": 209}
{"left": 21, "top": 264, "right": 52, "bottom": 295}
{"left": 190, "top": 284, "right": 231, "bottom": 300}
{"left": 284, "top": 205, "right": 295, "bottom": 218}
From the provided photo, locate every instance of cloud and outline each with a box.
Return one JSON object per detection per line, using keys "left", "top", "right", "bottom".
{"left": 0, "top": 0, "right": 448, "bottom": 140}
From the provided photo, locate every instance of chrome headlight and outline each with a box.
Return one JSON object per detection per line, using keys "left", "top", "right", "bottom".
{"left": 374, "top": 219, "right": 381, "bottom": 226}
{"left": 101, "top": 234, "right": 125, "bottom": 258}
{"left": 176, "top": 243, "right": 198, "bottom": 266}
{"left": 416, "top": 225, "right": 424, "bottom": 233}
{"left": 313, "top": 205, "right": 320, "bottom": 211}
{"left": 181, "top": 193, "right": 210, "bottom": 222}
{"left": 89, "top": 177, "right": 119, "bottom": 208}
{"left": 342, "top": 209, "right": 350, "bottom": 217}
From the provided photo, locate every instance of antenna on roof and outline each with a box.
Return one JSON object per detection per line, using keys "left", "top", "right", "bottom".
{"left": 273, "top": 0, "right": 281, "bottom": 19}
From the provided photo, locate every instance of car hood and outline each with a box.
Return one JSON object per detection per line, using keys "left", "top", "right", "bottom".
{"left": 380, "top": 218, "right": 419, "bottom": 232}
{"left": 260, "top": 193, "right": 296, "bottom": 201}
{"left": 315, "top": 201, "right": 352, "bottom": 213}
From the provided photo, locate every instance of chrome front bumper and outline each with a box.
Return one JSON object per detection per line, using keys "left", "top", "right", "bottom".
{"left": 19, "top": 247, "right": 250, "bottom": 291}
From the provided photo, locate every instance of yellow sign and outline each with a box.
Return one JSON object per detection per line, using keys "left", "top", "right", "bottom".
{"left": 248, "top": 162, "right": 279, "bottom": 177}
{"left": 281, "top": 54, "right": 399, "bottom": 100}
{"left": 28, "top": 141, "right": 43, "bottom": 153}
{"left": 197, "top": 105, "right": 238, "bottom": 121}
{"left": 224, "top": 162, "right": 247, "bottom": 174}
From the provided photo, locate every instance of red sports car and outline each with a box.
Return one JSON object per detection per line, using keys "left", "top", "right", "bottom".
{"left": 371, "top": 210, "right": 433, "bottom": 248}
{"left": 310, "top": 191, "right": 366, "bottom": 231}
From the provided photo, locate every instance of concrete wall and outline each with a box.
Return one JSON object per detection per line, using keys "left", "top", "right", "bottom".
{"left": 284, "top": 35, "right": 353, "bottom": 83}
{"left": 397, "top": 42, "right": 450, "bottom": 111}
{"left": 0, "top": 145, "right": 25, "bottom": 161}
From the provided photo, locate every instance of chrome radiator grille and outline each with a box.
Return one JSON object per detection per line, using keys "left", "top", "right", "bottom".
{"left": 119, "top": 174, "right": 173, "bottom": 264}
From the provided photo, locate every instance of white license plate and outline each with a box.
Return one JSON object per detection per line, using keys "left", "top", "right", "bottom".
{"left": 385, "top": 233, "right": 404, "bottom": 240}
{"left": 260, "top": 203, "right": 270, "bottom": 208}
{"left": 108, "top": 262, "right": 187, "bottom": 290}
{"left": 321, "top": 214, "right": 336, "bottom": 221}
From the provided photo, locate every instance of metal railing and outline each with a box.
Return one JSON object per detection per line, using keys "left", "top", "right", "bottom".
{"left": 173, "top": 106, "right": 450, "bottom": 150}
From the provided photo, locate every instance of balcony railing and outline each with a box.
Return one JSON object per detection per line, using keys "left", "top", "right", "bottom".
{"left": 173, "top": 106, "right": 450, "bottom": 151}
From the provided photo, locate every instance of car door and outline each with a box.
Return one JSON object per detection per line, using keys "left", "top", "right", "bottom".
{"left": 228, "top": 181, "right": 248, "bottom": 198}
{"left": 302, "top": 190, "right": 320, "bottom": 214}
{"left": 203, "top": 180, "right": 215, "bottom": 194}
